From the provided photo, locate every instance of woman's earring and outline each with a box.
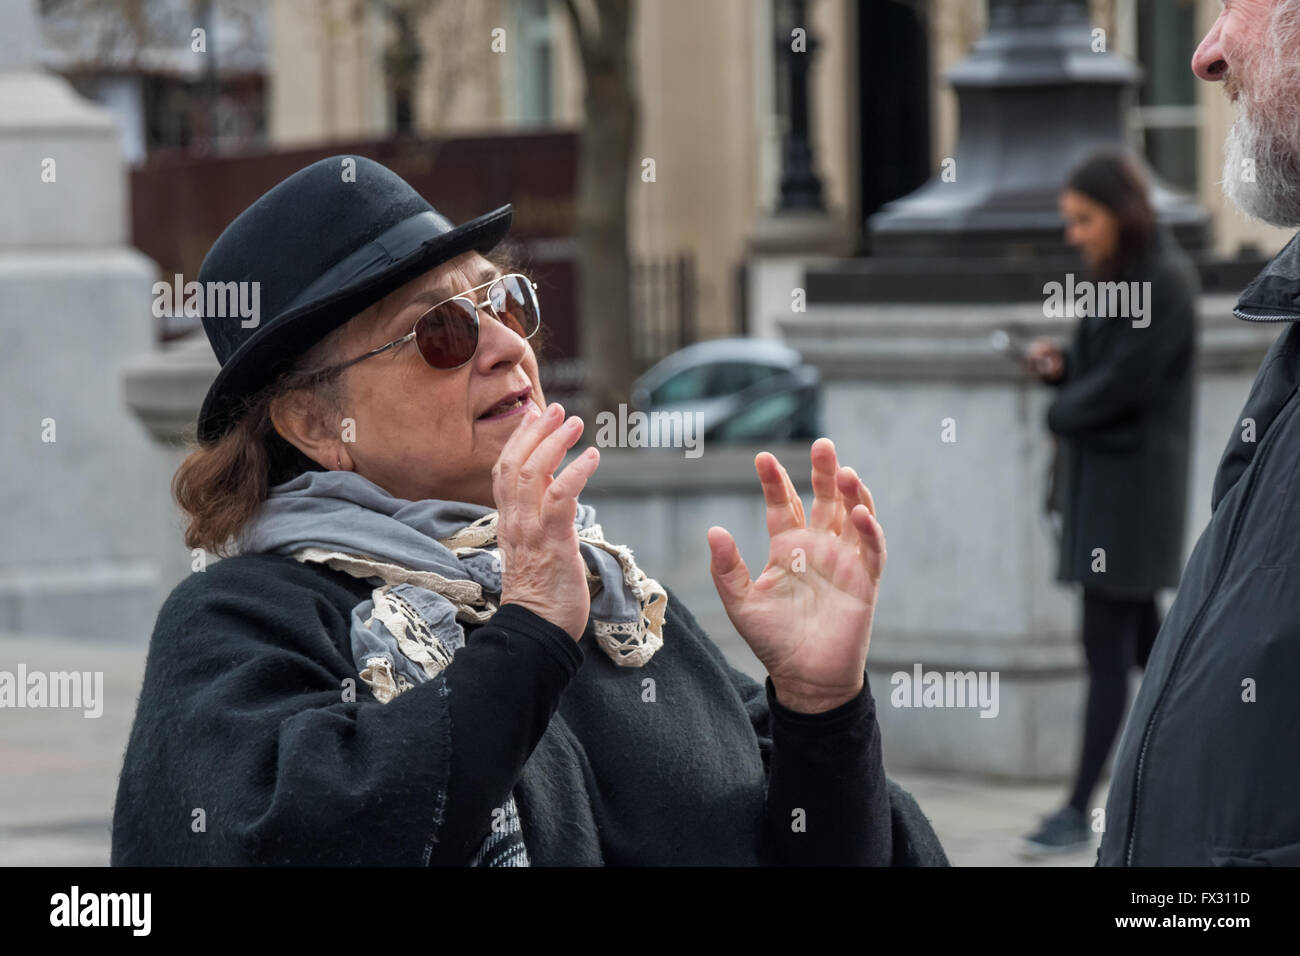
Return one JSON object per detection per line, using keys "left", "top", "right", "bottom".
{"left": 336, "top": 454, "right": 342, "bottom": 470}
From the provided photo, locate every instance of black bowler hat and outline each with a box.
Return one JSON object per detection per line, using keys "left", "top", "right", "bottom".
{"left": 195, "top": 155, "right": 512, "bottom": 441}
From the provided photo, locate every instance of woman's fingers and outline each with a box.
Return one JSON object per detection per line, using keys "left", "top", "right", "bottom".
{"left": 836, "top": 464, "right": 876, "bottom": 519}
{"left": 520, "top": 413, "right": 585, "bottom": 501}
{"left": 839, "top": 467, "right": 886, "bottom": 577}
{"left": 707, "top": 526, "right": 751, "bottom": 612}
{"left": 809, "top": 438, "right": 842, "bottom": 532}
{"left": 835, "top": 466, "right": 865, "bottom": 552}
{"left": 756, "top": 452, "right": 803, "bottom": 538}
{"left": 851, "top": 503, "right": 887, "bottom": 581}
{"left": 779, "top": 460, "right": 806, "bottom": 526}
{"left": 837, "top": 466, "right": 878, "bottom": 547}
{"left": 494, "top": 402, "right": 590, "bottom": 527}
{"left": 494, "top": 401, "right": 560, "bottom": 500}
{"left": 859, "top": 477, "right": 877, "bottom": 519}
{"left": 492, "top": 401, "right": 597, "bottom": 641}
{"left": 546, "top": 446, "right": 600, "bottom": 519}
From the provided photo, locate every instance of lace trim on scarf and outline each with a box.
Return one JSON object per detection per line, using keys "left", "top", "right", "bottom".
{"left": 291, "top": 514, "right": 667, "bottom": 667}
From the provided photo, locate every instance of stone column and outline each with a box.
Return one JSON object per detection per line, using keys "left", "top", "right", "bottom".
{"left": 0, "top": 0, "right": 175, "bottom": 642}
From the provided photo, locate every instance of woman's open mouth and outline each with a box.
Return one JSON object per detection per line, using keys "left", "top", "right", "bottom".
{"left": 477, "top": 388, "right": 534, "bottom": 422}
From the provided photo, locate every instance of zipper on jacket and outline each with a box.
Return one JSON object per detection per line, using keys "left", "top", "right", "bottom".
{"left": 1233, "top": 306, "right": 1300, "bottom": 322}
{"left": 1122, "top": 383, "right": 1300, "bottom": 865}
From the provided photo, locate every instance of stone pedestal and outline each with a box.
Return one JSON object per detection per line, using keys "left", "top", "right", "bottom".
{"left": 0, "top": 0, "right": 174, "bottom": 642}
{"left": 776, "top": 295, "right": 1276, "bottom": 778}
{"left": 746, "top": 209, "right": 853, "bottom": 340}
{"left": 123, "top": 334, "right": 221, "bottom": 445}
{"left": 122, "top": 336, "right": 220, "bottom": 592}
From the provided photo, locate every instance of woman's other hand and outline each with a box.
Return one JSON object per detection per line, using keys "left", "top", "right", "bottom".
{"left": 707, "top": 438, "right": 886, "bottom": 714}
{"left": 1026, "top": 338, "right": 1065, "bottom": 381}
{"left": 494, "top": 402, "right": 599, "bottom": 640}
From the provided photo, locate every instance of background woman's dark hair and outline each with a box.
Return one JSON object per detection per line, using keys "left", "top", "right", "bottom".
{"left": 174, "top": 243, "right": 537, "bottom": 555}
{"left": 1064, "top": 151, "right": 1156, "bottom": 281}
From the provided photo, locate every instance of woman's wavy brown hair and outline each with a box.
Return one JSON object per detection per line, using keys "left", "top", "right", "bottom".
{"left": 174, "top": 244, "right": 540, "bottom": 555}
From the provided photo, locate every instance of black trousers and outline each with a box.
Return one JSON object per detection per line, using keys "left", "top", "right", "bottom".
{"left": 1066, "top": 588, "right": 1160, "bottom": 815}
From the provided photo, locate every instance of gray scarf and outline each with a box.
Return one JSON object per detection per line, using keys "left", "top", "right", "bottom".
{"left": 236, "top": 468, "right": 667, "bottom": 866}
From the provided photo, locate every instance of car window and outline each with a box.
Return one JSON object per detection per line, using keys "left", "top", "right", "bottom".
{"left": 708, "top": 362, "right": 782, "bottom": 397}
{"left": 711, "top": 392, "right": 802, "bottom": 441}
{"left": 651, "top": 365, "right": 714, "bottom": 404}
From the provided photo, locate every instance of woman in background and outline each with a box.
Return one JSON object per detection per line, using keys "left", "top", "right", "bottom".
{"left": 1021, "top": 151, "right": 1199, "bottom": 857}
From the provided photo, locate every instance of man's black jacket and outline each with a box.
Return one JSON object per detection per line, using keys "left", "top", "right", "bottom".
{"left": 1100, "top": 230, "right": 1300, "bottom": 866}
{"left": 110, "top": 553, "right": 949, "bottom": 866}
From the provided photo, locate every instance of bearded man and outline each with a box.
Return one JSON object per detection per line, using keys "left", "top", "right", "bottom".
{"left": 1099, "top": 0, "right": 1300, "bottom": 866}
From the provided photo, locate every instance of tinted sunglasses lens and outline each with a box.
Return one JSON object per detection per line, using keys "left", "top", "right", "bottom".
{"left": 489, "top": 275, "right": 540, "bottom": 337}
{"left": 414, "top": 299, "right": 478, "bottom": 368}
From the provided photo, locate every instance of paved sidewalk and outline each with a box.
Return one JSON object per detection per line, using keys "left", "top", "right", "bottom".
{"left": 0, "top": 633, "right": 146, "bottom": 866}
{"left": 887, "top": 770, "right": 1098, "bottom": 867}
{"left": 0, "top": 631, "right": 1098, "bottom": 867}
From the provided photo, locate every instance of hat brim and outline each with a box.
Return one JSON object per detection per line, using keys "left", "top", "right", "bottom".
{"left": 196, "top": 204, "right": 513, "bottom": 442}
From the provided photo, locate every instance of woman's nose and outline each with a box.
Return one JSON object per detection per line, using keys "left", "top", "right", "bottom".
{"left": 473, "top": 304, "right": 529, "bottom": 371}
{"left": 1191, "top": 19, "right": 1227, "bottom": 83}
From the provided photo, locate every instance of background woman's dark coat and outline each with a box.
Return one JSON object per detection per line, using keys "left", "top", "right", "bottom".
{"left": 1047, "top": 229, "right": 1200, "bottom": 593}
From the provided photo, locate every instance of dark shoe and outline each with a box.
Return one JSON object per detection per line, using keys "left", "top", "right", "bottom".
{"left": 1019, "top": 806, "right": 1092, "bottom": 858}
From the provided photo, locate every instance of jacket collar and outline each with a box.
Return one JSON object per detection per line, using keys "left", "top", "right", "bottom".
{"left": 1235, "top": 230, "right": 1300, "bottom": 321}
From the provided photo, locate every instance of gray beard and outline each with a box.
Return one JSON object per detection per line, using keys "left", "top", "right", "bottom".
{"left": 1221, "top": 7, "right": 1300, "bottom": 229}
{"left": 1223, "top": 109, "right": 1300, "bottom": 228}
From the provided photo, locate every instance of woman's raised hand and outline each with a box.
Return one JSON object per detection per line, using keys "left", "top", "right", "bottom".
{"left": 494, "top": 402, "right": 599, "bottom": 641}
{"left": 707, "top": 438, "right": 886, "bottom": 713}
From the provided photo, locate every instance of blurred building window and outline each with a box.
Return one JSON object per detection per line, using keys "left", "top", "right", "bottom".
{"left": 1133, "top": 0, "right": 1198, "bottom": 194}
{"left": 40, "top": 0, "right": 267, "bottom": 164}
{"left": 515, "top": 0, "right": 554, "bottom": 124}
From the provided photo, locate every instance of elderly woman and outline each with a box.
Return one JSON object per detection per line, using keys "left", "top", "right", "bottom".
{"left": 110, "top": 157, "right": 947, "bottom": 867}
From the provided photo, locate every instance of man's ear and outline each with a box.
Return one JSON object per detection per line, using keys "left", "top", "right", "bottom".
{"left": 269, "top": 390, "right": 338, "bottom": 470}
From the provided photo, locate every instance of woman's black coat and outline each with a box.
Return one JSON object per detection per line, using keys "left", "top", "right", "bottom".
{"left": 1047, "top": 229, "right": 1200, "bottom": 593}
{"left": 109, "top": 553, "right": 949, "bottom": 866}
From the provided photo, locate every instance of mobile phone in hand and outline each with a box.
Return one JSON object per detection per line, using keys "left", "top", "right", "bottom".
{"left": 989, "top": 329, "right": 1031, "bottom": 362}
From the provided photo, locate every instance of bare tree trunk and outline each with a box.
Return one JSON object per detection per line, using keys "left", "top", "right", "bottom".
{"left": 381, "top": 2, "right": 423, "bottom": 135}
{"left": 562, "top": 0, "right": 637, "bottom": 420}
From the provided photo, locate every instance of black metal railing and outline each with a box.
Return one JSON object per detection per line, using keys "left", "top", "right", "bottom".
{"left": 631, "top": 253, "right": 697, "bottom": 367}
